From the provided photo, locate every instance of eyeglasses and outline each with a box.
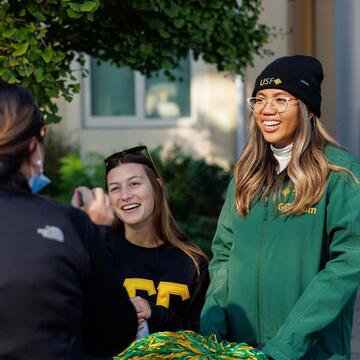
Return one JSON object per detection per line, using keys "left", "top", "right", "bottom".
{"left": 104, "top": 145, "right": 159, "bottom": 176}
{"left": 247, "top": 96, "right": 298, "bottom": 113}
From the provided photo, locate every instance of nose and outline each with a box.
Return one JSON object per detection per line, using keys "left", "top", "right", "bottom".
{"left": 262, "top": 99, "right": 276, "bottom": 114}
{"left": 121, "top": 187, "right": 133, "bottom": 201}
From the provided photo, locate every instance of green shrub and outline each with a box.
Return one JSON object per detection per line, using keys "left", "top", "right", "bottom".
{"left": 56, "top": 152, "right": 105, "bottom": 203}
{"left": 42, "top": 129, "right": 78, "bottom": 199}
{"left": 151, "top": 146, "right": 232, "bottom": 256}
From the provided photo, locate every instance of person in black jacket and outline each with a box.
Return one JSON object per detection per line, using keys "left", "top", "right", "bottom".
{"left": 72, "top": 146, "right": 209, "bottom": 335}
{"left": 0, "top": 82, "right": 137, "bottom": 359}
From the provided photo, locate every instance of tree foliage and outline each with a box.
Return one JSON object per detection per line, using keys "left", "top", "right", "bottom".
{"left": 0, "top": 0, "right": 269, "bottom": 123}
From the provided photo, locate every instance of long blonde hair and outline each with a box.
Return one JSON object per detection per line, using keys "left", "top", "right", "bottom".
{"left": 234, "top": 101, "right": 356, "bottom": 216}
{"left": 108, "top": 153, "right": 207, "bottom": 274}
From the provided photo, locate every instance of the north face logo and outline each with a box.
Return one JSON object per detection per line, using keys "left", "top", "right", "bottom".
{"left": 37, "top": 225, "right": 64, "bottom": 242}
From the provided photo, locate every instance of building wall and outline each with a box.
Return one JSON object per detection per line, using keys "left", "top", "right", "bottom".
{"left": 56, "top": 58, "right": 238, "bottom": 168}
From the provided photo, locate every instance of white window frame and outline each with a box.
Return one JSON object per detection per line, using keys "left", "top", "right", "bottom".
{"left": 82, "top": 56, "right": 195, "bottom": 129}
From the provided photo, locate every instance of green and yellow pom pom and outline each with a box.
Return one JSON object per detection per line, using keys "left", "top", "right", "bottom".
{"left": 114, "top": 330, "right": 268, "bottom": 359}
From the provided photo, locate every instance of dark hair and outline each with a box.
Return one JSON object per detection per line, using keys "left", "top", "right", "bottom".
{"left": 0, "top": 83, "right": 44, "bottom": 191}
{"left": 106, "top": 152, "right": 208, "bottom": 274}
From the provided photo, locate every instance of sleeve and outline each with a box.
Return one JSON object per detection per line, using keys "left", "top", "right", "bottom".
{"left": 72, "top": 210, "right": 138, "bottom": 356}
{"left": 200, "top": 179, "right": 235, "bottom": 339}
{"left": 148, "top": 259, "right": 209, "bottom": 333}
{"left": 263, "top": 164, "right": 360, "bottom": 360}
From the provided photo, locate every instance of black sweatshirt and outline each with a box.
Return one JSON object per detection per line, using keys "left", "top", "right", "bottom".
{"left": 106, "top": 227, "right": 209, "bottom": 334}
{"left": 0, "top": 188, "right": 137, "bottom": 360}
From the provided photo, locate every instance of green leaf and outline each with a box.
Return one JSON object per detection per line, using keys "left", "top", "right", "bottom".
{"left": 3, "top": 28, "right": 17, "bottom": 39}
{"left": 66, "top": 8, "right": 82, "bottom": 18}
{"left": 28, "top": 23, "right": 37, "bottom": 33}
{"left": 48, "top": 102, "right": 59, "bottom": 113}
{"left": 159, "top": 28, "right": 171, "bottom": 39}
{"left": 68, "top": 2, "right": 81, "bottom": 12}
{"left": 41, "top": 47, "right": 53, "bottom": 63}
{"left": 0, "top": 9, "right": 6, "bottom": 21}
{"left": 32, "top": 11, "right": 47, "bottom": 22}
{"left": 17, "top": 64, "right": 33, "bottom": 77}
{"left": 35, "top": 67, "right": 45, "bottom": 82}
{"left": 9, "top": 58, "right": 20, "bottom": 67}
{"left": 17, "top": 29, "right": 28, "bottom": 42}
{"left": 80, "top": 1, "right": 98, "bottom": 12}
{"left": 1, "top": 69, "right": 17, "bottom": 83}
{"left": 161, "top": 59, "right": 173, "bottom": 69}
{"left": 174, "top": 19, "right": 185, "bottom": 29}
{"left": 139, "top": 43, "right": 153, "bottom": 55}
{"left": 12, "top": 42, "right": 29, "bottom": 57}
{"left": 165, "top": 5, "right": 179, "bottom": 18}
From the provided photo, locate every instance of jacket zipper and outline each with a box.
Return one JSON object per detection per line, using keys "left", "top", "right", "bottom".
{"left": 257, "top": 194, "right": 269, "bottom": 343}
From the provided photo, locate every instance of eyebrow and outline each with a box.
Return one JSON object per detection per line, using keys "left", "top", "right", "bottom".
{"left": 108, "top": 175, "right": 144, "bottom": 187}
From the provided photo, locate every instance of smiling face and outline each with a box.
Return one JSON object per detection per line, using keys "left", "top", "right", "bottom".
{"left": 107, "top": 163, "right": 155, "bottom": 230}
{"left": 254, "top": 88, "right": 300, "bottom": 148}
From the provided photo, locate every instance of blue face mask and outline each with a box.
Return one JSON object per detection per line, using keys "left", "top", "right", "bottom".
{"left": 28, "top": 145, "right": 51, "bottom": 193}
{"left": 28, "top": 171, "right": 51, "bottom": 193}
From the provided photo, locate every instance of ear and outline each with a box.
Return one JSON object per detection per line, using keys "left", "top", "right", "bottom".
{"left": 28, "top": 137, "right": 41, "bottom": 167}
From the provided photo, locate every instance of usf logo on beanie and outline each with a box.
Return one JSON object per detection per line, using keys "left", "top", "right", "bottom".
{"left": 252, "top": 55, "right": 324, "bottom": 118}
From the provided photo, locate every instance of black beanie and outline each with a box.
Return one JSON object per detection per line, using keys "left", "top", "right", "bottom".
{"left": 252, "top": 55, "right": 324, "bottom": 118}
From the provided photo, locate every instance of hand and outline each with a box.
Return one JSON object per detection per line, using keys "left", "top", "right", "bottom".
{"left": 130, "top": 296, "right": 152, "bottom": 320}
{"left": 71, "top": 186, "right": 114, "bottom": 225}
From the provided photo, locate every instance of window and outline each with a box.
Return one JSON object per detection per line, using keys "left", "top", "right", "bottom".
{"left": 84, "top": 56, "right": 192, "bottom": 128}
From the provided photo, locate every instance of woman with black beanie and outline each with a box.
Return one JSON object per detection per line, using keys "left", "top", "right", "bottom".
{"left": 201, "top": 55, "right": 360, "bottom": 359}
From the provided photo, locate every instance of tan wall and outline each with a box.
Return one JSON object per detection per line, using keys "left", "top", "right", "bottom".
{"left": 54, "top": 58, "right": 237, "bottom": 168}
{"left": 244, "top": 0, "right": 291, "bottom": 100}
{"left": 314, "top": 0, "right": 336, "bottom": 134}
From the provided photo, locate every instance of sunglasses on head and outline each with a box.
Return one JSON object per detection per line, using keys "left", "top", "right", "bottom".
{"left": 104, "top": 145, "right": 159, "bottom": 176}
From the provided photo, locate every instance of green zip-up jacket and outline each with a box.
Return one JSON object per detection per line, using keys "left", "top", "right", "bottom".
{"left": 200, "top": 145, "right": 360, "bottom": 359}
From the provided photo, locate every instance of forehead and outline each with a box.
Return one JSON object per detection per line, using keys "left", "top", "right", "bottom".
{"left": 256, "top": 88, "right": 294, "bottom": 98}
{"left": 107, "top": 162, "right": 147, "bottom": 182}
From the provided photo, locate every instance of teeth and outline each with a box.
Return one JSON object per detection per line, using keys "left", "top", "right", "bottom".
{"left": 264, "top": 120, "right": 280, "bottom": 126}
{"left": 122, "top": 203, "right": 140, "bottom": 210}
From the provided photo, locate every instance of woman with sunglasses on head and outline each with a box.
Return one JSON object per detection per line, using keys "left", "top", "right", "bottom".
{"left": 200, "top": 56, "right": 360, "bottom": 359}
{"left": 73, "top": 146, "right": 209, "bottom": 336}
{"left": 0, "top": 82, "right": 137, "bottom": 359}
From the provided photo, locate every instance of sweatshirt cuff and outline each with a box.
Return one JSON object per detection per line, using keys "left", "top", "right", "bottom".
{"left": 148, "top": 302, "right": 166, "bottom": 333}
{"left": 263, "top": 340, "right": 298, "bottom": 360}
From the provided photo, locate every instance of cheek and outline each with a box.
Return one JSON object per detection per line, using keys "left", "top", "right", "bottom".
{"left": 108, "top": 194, "right": 118, "bottom": 207}
{"left": 143, "top": 190, "right": 156, "bottom": 213}
{"left": 287, "top": 117, "right": 299, "bottom": 134}
{"left": 145, "top": 195, "right": 155, "bottom": 213}
{"left": 253, "top": 114, "right": 261, "bottom": 127}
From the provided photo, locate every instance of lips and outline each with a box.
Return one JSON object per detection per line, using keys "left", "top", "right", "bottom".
{"left": 263, "top": 120, "right": 281, "bottom": 133}
{"left": 121, "top": 203, "right": 141, "bottom": 212}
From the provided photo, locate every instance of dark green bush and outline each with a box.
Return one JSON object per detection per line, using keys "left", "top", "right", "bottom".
{"left": 47, "top": 145, "right": 232, "bottom": 257}
{"left": 151, "top": 146, "right": 232, "bottom": 256}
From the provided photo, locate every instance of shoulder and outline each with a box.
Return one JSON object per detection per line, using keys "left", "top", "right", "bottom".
{"left": 324, "top": 145, "right": 360, "bottom": 190}
{"left": 325, "top": 144, "right": 360, "bottom": 173}
{"left": 1, "top": 190, "right": 90, "bottom": 224}
{"left": 162, "top": 243, "right": 197, "bottom": 267}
